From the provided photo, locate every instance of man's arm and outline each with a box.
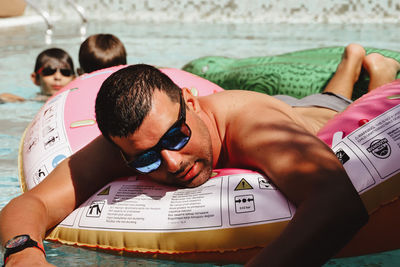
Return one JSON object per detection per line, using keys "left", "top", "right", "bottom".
{"left": 227, "top": 108, "right": 368, "bottom": 266}
{"left": 0, "top": 136, "right": 132, "bottom": 265}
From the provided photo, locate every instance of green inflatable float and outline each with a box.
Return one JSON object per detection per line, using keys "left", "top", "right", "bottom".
{"left": 182, "top": 46, "right": 400, "bottom": 100}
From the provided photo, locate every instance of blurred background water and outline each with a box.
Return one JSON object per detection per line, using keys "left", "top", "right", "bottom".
{"left": 1, "top": 0, "right": 400, "bottom": 266}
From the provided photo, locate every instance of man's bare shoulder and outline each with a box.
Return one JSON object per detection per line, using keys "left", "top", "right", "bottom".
{"left": 199, "top": 90, "right": 317, "bottom": 168}
{"left": 200, "top": 90, "right": 279, "bottom": 114}
{"left": 200, "top": 90, "right": 309, "bottom": 130}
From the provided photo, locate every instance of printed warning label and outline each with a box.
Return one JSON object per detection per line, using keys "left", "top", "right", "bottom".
{"left": 258, "top": 177, "right": 275, "bottom": 189}
{"left": 98, "top": 186, "right": 110, "bottom": 195}
{"left": 366, "top": 138, "right": 391, "bottom": 159}
{"left": 86, "top": 201, "right": 105, "bottom": 217}
{"left": 235, "top": 194, "right": 255, "bottom": 213}
{"left": 234, "top": 178, "right": 253, "bottom": 190}
{"left": 166, "top": 183, "right": 222, "bottom": 228}
{"left": 60, "top": 172, "right": 297, "bottom": 232}
{"left": 228, "top": 173, "right": 293, "bottom": 226}
{"left": 332, "top": 105, "right": 400, "bottom": 193}
{"left": 336, "top": 149, "right": 350, "bottom": 164}
{"left": 23, "top": 92, "right": 72, "bottom": 190}
{"left": 333, "top": 143, "right": 376, "bottom": 193}
{"left": 77, "top": 178, "right": 223, "bottom": 231}
{"left": 33, "top": 165, "right": 48, "bottom": 185}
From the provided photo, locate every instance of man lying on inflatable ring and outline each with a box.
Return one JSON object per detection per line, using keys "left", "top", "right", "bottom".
{"left": 1, "top": 44, "right": 400, "bottom": 266}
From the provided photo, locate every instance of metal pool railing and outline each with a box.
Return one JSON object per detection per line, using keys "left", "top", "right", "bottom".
{"left": 24, "top": 0, "right": 88, "bottom": 44}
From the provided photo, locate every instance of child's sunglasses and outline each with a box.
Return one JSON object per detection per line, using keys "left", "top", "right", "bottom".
{"left": 36, "top": 67, "right": 73, "bottom": 77}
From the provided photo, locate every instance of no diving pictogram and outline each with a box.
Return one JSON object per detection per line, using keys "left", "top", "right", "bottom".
{"left": 86, "top": 200, "right": 105, "bottom": 217}
{"left": 234, "top": 178, "right": 253, "bottom": 191}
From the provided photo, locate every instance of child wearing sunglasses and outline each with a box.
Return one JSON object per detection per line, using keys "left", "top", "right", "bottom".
{"left": 31, "top": 48, "right": 76, "bottom": 100}
{"left": 0, "top": 48, "right": 75, "bottom": 103}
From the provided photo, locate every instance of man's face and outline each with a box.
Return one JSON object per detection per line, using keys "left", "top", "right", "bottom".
{"left": 112, "top": 90, "right": 213, "bottom": 187}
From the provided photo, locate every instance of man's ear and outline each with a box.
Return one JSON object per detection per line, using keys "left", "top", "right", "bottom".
{"left": 182, "top": 87, "right": 201, "bottom": 113}
{"left": 31, "top": 72, "right": 40, "bottom": 86}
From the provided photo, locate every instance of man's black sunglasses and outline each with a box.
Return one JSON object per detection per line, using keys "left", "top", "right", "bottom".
{"left": 120, "top": 92, "right": 191, "bottom": 173}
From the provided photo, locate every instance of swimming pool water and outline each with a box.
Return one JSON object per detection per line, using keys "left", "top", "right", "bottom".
{"left": 1, "top": 16, "right": 400, "bottom": 267}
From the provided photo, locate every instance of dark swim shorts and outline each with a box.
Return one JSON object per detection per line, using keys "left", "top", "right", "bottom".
{"left": 273, "top": 92, "right": 353, "bottom": 112}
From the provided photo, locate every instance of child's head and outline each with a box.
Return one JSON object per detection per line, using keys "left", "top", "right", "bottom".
{"left": 31, "top": 48, "right": 75, "bottom": 96}
{"left": 78, "top": 34, "right": 127, "bottom": 74}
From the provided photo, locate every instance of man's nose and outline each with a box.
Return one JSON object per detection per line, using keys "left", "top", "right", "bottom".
{"left": 160, "top": 149, "right": 183, "bottom": 173}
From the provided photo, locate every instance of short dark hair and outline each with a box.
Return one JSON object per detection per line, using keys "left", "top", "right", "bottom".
{"left": 95, "top": 64, "right": 181, "bottom": 142}
{"left": 34, "top": 48, "right": 75, "bottom": 77}
{"left": 79, "top": 34, "right": 127, "bottom": 74}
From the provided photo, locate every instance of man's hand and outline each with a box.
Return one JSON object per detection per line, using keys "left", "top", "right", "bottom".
{"left": 0, "top": 136, "right": 131, "bottom": 267}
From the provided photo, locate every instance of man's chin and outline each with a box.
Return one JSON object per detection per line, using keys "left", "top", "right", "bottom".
{"left": 184, "top": 167, "right": 213, "bottom": 188}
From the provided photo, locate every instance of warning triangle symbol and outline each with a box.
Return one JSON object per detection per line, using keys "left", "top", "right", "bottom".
{"left": 98, "top": 186, "right": 111, "bottom": 195}
{"left": 234, "top": 178, "right": 253, "bottom": 191}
